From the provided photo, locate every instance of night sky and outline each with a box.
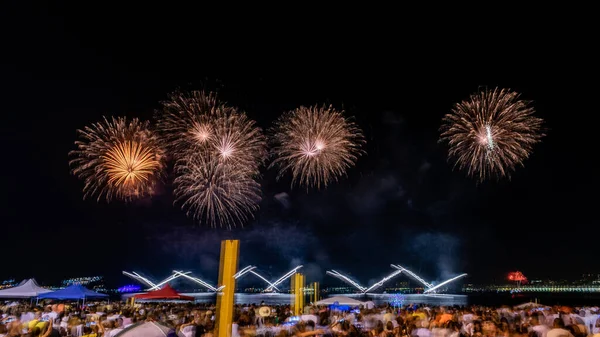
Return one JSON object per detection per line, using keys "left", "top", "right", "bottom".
{"left": 1, "top": 5, "right": 598, "bottom": 289}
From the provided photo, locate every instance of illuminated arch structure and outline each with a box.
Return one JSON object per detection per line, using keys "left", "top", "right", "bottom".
{"left": 123, "top": 266, "right": 303, "bottom": 293}
{"left": 124, "top": 263, "right": 466, "bottom": 294}
{"left": 326, "top": 264, "right": 467, "bottom": 294}
{"left": 122, "top": 271, "right": 224, "bottom": 292}
{"left": 233, "top": 265, "right": 303, "bottom": 292}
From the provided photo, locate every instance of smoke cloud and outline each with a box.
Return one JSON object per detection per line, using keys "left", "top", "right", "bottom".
{"left": 408, "top": 232, "right": 461, "bottom": 281}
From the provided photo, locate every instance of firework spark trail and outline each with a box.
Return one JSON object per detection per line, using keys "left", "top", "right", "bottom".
{"left": 485, "top": 125, "right": 494, "bottom": 151}
{"left": 440, "top": 88, "right": 544, "bottom": 181}
{"left": 270, "top": 105, "right": 365, "bottom": 189}
{"left": 69, "top": 117, "right": 165, "bottom": 201}
{"left": 173, "top": 151, "right": 262, "bottom": 229}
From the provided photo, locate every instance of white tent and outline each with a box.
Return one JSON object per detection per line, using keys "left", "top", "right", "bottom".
{"left": 300, "top": 314, "right": 319, "bottom": 324}
{"left": 514, "top": 302, "right": 546, "bottom": 309}
{"left": 0, "top": 279, "right": 52, "bottom": 298}
{"left": 315, "top": 296, "right": 365, "bottom": 306}
{"left": 115, "top": 321, "right": 183, "bottom": 336}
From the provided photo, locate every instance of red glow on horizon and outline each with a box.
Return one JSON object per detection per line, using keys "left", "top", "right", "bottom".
{"left": 508, "top": 271, "right": 527, "bottom": 283}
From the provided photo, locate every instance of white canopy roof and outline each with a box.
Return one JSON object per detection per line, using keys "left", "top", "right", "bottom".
{"left": 0, "top": 279, "right": 52, "bottom": 298}
{"left": 115, "top": 321, "right": 181, "bottom": 337}
{"left": 315, "top": 296, "right": 365, "bottom": 306}
{"left": 514, "top": 301, "right": 545, "bottom": 309}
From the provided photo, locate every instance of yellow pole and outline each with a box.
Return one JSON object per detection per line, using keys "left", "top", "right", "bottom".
{"left": 292, "top": 274, "right": 296, "bottom": 315}
{"left": 292, "top": 273, "right": 304, "bottom": 315}
{"left": 296, "top": 274, "right": 300, "bottom": 315}
{"left": 215, "top": 240, "right": 239, "bottom": 337}
{"left": 300, "top": 274, "right": 305, "bottom": 312}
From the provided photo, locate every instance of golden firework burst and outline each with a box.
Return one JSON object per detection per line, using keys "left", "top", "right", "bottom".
{"left": 70, "top": 117, "right": 164, "bottom": 201}
{"left": 270, "top": 104, "right": 365, "bottom": 189}
{"left": 440, "top": 87, "right": 544, "bottom": 181}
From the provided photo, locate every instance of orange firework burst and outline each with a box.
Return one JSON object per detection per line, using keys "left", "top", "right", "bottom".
{"left": 69, "top": 117, "right": 164, "bottom": 201}
{"left": 104, "top": 140, "right": 160, "bottom": 189}
{"left": 440, "top": 88, "right": 544, "bottom": 181}
{"left": 156, "top": 90, "right": 266, "bottom": 174}
{"left": 174, "top": 151, "right": 261, "bottom": 229}
{"left": 270, "top": 105, "right": 365, "bottom": 189}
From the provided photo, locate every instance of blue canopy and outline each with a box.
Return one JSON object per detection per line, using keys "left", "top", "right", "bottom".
{"left": 38, "top": 284, "right": 108, "bottom": 300}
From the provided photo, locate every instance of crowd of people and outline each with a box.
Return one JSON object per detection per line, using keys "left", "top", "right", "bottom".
{"left": 1, "top": 300, "right": 600, "bottom": 337}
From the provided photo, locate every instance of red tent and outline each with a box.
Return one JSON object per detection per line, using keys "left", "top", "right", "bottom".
{"left": 133, "top": 284, "right": 194, "bottom": 301}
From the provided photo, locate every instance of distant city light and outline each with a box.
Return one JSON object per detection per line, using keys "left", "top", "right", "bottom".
{"left": 118, "top": 284, "right": 141, "bottom": 293}
{"left": 61, "top": 276, "right": 102, "bottom": 286}
{"left": 0, "top": 279, "right": 17, "bottom": 290}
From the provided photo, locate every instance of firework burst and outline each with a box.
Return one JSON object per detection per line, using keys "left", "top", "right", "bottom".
{"left": 440, "top": 88, "right": 544, "bottom": 181}
{"left": 69, "top": 117, "right": 165, "bottom": 201}
{"left": 157, "top": 90, "right": 266, "bottom": 227}
{"left": 156, "top": 91, "right": 266, "bottom": 173}
{"left": 270, "top": 105, "right": 365, "bottom": 189}
{"left": 211, "top": 112, "right": 267, "bottom": 172}
{"left": 155, "top": 91, "right": 220, "bottom": 155}
{"left": 174, "top": 152, "right": 261, "bottom": 229}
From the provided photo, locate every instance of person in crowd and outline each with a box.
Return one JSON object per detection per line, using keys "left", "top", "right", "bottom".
{"left": 0, "top": 323, "right": 8, "bottom": 337}
{"left": 6, "top": 314, "right": 21, "bottom": 337}
{"left": 81, "top": 325, "right": 97, "bottom": 337}
{"left": 547, "top": 318, "right": 574, "bottom": 337}
{"left": 2, "top": 300, "right": 600, "bottom": 337}
{"left": 531, "top": 315, "right": 550, "bottom": 337}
